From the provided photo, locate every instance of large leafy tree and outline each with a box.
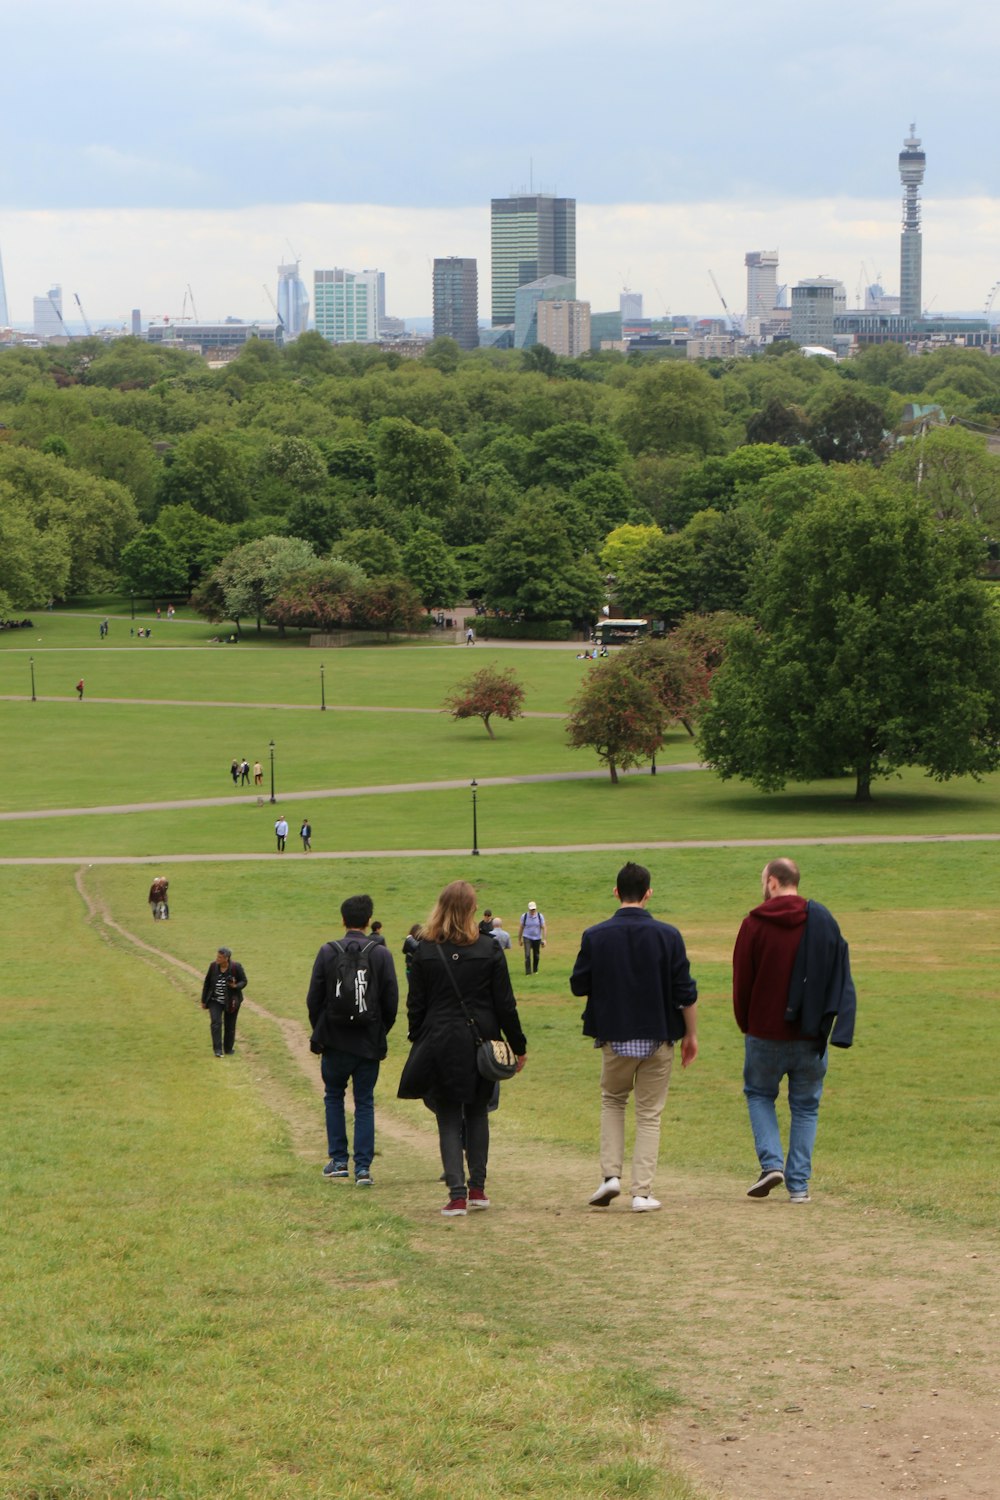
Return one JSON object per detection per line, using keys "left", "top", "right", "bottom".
{"left": 443, "top": 666, "right": 525, "bottom": 739}
{"left": 622, "top": 633, "right": 713, "bottom": 737}
{"left": 0, "top": 447, "right": 138, "bottom": 594}
{"left": 119, "top": 528, "right": 189, "bottom": 598}
{"left": 565, "top": 657, "right": 667, "bottom": 783}
{"left": 371, "top": 417, "right": 462, "bottom": 515}
{"left": 195, "top": 534, "right": 317, "bottom": 634}
{"left": 480, "top": 498, "right": 603, "bottom": 622}
{"left": 885, "top": 424, "right": 1000, "bottom": 542}
{"left": 699, "top": 482, "right": 1000, "bottom": 800}
{"left": 616, "top": 363, "right": 725, "bottom": 459}
{"left": 158, "top": 431, "right": 250, "bottom": 522}
{"left": 402, "top": 527, "right": 465, "bottom": 608}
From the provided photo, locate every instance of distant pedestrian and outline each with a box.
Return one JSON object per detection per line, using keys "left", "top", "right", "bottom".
{"left": 230, "top": 759, "right": 239, "bottom": 785}
{"left": 200, "top": 946, "right": 248, "bottom": 1057}
{"left": 402, "top": 923, "right": 422, "bottom": 977}
{"left": 239, "top": 758, "right": 251, "bottom": 785}
{"left": 253, "top": 761, "right": 263, "bottom": 786}
{"left": 491, "top": 917, "right": 512, "bottom": 950}
{"left": 75, "top": 679, "right": 84, "bottom": 701}
{"left": 518, "top": 901, "right": 547, "bottom": 974}
{"left": 156, "top": 607, "right": 161, "bottom": 620}
{"left": 275, "top": 816, "right": 289, "bottom": 852}
{"left": 369, "top": 920, "right": 386, "bottom": 945}
{"left": 465, "top": 626, "right": 475, "bottom": 645}
{"left": 148, "top": 876, "right": 169, "bottom": 921}
{"left": 478, "top": 909, "right": 494, "bottom": 936}
{"left": 300, "top": 818, "right": 312, "bottom": 852}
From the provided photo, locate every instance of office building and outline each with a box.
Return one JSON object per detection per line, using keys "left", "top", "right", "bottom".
{"left": 313, "top": 268, "right": 380, "bottom": 343}
{"left": 899, "top": 124, "right": 925, "bottom": 319}
{"left": 537, "top": 298, "right": 591, "bottom": 359}
{"left": 491, "top": 193, "right": 576, "bottom": 326}
{"left": 745, "top": 251, "right": 779, "bottom": 321}
{"left": 277, "top": 262, "right": 310, "bottom": 339}
{"left": 130, "top": 309, "right": 142, "bottom": 337}
{"left": 146, "top": 322, "right": 283, "bottom": 357}
{"left": 513, "top": 274, "right": 575, "bottom": 349}
{"left": 33, "top": 285, "right": 63, "bottom": 338}
{"left": 0, "top": 243, "right": 9, "bottom": 327}
{"left": 790, "top": 278, "right": 846, "bottom": 348}
{"left": 620, "top": 290, "right": 643, "bottom": 321}
{"left": 432, "top": 257, "right": 479, "bottom": 349}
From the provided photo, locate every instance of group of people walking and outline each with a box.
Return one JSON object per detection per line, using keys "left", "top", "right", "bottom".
{"left": 290, "top": 858, "right": 856, "bottom": 1216}
{"left": 230, "top": 758, "right": 264, "bottom": 787}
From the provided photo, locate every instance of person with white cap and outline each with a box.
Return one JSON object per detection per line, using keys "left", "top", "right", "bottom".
{"left": 517, "top": 901, "right": 547, "bottom": 975}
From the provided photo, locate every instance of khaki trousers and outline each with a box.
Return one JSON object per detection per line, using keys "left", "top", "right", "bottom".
{"left": 599, "top": 1042, "right": 675, "bottom": 1196}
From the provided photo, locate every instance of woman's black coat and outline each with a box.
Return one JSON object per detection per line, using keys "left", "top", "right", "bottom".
{"left": 397, "top": 936, "right": 527, "bottom": 1105}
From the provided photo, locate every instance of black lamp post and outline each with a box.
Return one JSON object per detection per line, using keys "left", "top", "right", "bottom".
{"left": 30, "top": 656, "right": 36, "bottom": 702}
{"left": 320, "top": 663, "right": 326, "bottom": 711}
{"left": 269, "top": 739, "right": 276, "bottom": 805}
{"left": 470, "top": 779, "right": 480, "bottom": 856}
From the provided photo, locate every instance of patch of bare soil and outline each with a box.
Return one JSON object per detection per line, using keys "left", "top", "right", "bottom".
{"left": 79, "top": 870, "right": 1000, "bottom": 1500}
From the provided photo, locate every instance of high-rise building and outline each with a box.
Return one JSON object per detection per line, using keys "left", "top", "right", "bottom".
{"left": 790, "top": 278, "right": 846, "bottom": 348}
{"left": 33, "top": 285, "right": 63, "bottom": 338}
{"left": 899, "top": 124, "right": 925, "bottom": 319}
{"left": 745, "top": 252, "right": 779, "bottom": 320}
{"left": 513, "top": 274, "right": 576, "bottom": 349}
{"left": 620, "top": 290, "right": 643, "bottom": 321}
{"left": 313, "top": 268, "right": 380, "bottom": 343}
{"left": 0, "top": 243, "right": 9, "bottom": 327}
{"left": 432, "top": 257, "right": 479, "bottom": 349}
{"left": 277, "top": 262, "right": 310, "bottom": 339}
{"left": 537, "top": 298, "right": 591, "bottom": 358}
{"left": 131, "top": 309, "right": 142, "bottom": 336}
{"left": 491, "top": 194, "right": 576, "bottom": 327}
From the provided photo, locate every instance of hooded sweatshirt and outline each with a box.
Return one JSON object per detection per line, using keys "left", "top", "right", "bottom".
{"left": 733, "top": 894, "right": 808, "bottom": 1041}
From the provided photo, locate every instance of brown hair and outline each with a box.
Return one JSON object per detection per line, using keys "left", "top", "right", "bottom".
{"left": 764, "top": 857, "right": 801, "bottom": 890}
{"left": 423, "top": 880, "right": 479, "bottom": 947}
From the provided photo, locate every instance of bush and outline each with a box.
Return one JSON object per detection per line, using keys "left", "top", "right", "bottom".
{"left": 468, "top": 617, "right": 574, "bottom": 641}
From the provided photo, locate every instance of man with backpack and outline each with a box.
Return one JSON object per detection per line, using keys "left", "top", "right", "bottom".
{"left": 306, "top": 894, "right": 399, "bottom": 1187}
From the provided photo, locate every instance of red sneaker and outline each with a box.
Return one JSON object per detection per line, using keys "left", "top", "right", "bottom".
{"left": 468, "top": 1188, "right": 491, "bottom": 1210}
{"left": 441, "top": 1197, "right": 467, "bottom": 1217}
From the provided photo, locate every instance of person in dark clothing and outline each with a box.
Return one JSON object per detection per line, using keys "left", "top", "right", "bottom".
{"left": 570, "top": 862, "right": 698, "bottom": 1213}
{"left": 369, "top": 920, "right": 386, "bottom": 945}
{"left": 733, "top": 857, "right": 856, "bottom": 1204}
{"left": 398, "top": 881, "right": 527, "bottom": 1216}
{"left": 306, "top": 894, "right": 399, "bottom": 1187}
{"left": 200, "top": 947, "right": 248, "bottom": 1057}
{"left": 477, "top": 909, "right": 494, "bottom": 936}
{"left": 401, "top": 924, "right": 421, "bottom": 977}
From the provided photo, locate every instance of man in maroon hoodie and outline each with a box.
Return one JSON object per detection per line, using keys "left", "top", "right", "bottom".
{"left": 733, "top": 857, "right": 855, "bottom": 1203}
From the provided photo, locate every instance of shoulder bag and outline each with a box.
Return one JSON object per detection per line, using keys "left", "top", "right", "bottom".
{"left": 435, "top": 945, "right": 519, "bottom": 1082}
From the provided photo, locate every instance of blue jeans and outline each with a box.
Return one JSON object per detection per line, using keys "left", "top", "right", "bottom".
{"left": 320, "top": 1052, "right": 380, "bottom": 1174}
{"left": 743, "top": 1036, "right": 828, "bottom": 1195}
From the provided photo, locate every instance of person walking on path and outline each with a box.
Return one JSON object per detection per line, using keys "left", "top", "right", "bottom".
{"left": 239, "top": 758, "right": 251, "bottom": 785}
{"left": 274, "top": 816, "right": 288, "bottom": 852}
{"left": 253, "top": 761, "right": 263, "bottom": 786}
{"left": 491, "top": 917, "right": 512, "bottom": 950}
{"left": 306, "top": 894, "right": 399, "bottom": 1187}
{"left": 300, "top": 818, "right": 312, "bottom": 852}
{"left": 230, "top": 759, "right": 240, "bottom": 785}
{"left": 398, "top": 880, "right": 527, "bottom": 1217}
{"left": 148, "top": 876, "right": 169, "bottom": 921}
{"left": 200, "top": 946, "right": 248, "bottom": 1057}
{"left": 570, "top": 861, "right": 698, "bottom": 1213}
{"left": 518, "top": 902, "right": 547, "bottom": 974}
{"left": 733, "top": 857, "right": 856, "bottom": 1204}
{"left": 75, "top": 679, "right": 84, "bottom": 701}
{"left": 465, "top": 626, "right": 475, "bottom": 645}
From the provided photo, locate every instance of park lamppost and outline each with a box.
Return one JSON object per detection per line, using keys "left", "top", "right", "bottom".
{"left": 269, "top": 739, "right": 276, "bottom": 805}
{"left": 470, "top": 779, "right": 480, "bottom": 856}
{"left": 30, "top": 656, "right": 36, "bottom": 702}
{"left": 320, "top": 663, "right": 326, "bottom": 711}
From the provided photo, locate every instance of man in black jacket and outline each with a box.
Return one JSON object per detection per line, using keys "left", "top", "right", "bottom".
{"left": 306, "top": 894, "right": 399, "bottom": 1187}
{"left": 570, "top": 862, "right": 698, "bottom": 1213}
{"left": 200, "top": 947, "right": 248, "bottom": 1057}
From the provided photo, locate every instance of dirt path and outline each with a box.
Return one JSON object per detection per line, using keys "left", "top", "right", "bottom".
{"left": 76, "top": 869, "right": 1000, "bottom": 1500}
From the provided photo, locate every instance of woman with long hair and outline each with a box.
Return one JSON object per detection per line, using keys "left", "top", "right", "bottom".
{"left": 398, "top": 881, "right": 527, "bottom": 1216}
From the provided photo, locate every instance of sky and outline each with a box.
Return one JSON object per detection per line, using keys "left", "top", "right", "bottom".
{"left": 2, "top": 0, "right": 999, "bottom": 326}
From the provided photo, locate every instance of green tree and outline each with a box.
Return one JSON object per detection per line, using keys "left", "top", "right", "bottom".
{"left": 402, "top": 527, "right": 465, "bottom": 608}
{"left": 807, "top": 386, "right": 891, "bottom": 464}
{"left": 372, "top": 417, "right": 462, "bottom": 514}
{"left": 0, "top": 447, "right": 139, "bottom": 594}
{"left": 119, "top": 528, "right": 189, "bottom": 598}
{"left": 0, "top": 492, "right": 72, "bottom": 606}
{"left": 196, "top": 535, "right": 317, "bottom": 634}
{"left": 565, "top": 657, "right": 667, "bottom": 783}
{"left": 158, "top": 431, "right": 250, "bottom": 522}
{"left": 699, "top": 483, "right": 1000, "bottom": 801}
{"left": 885, "top": 424, "right": 1000, "bottom": 539}
{"left": 480, "top": 498, "right": 603, "bottom": 622}
{"left": 443, "top": 665, "right": 526, "bottom": 738}
{"left": 617, "top": 363, "right": 725, "bottom": 458}
{"left": 684, "top": 508, "right": 768, "bottom": 614}
{"left": 522, "top": 421, "right": 627, "bottom": 490}
{"left": 621, "top": 634, "right": 712, "bottom": 737}
{"left": 612, "top": 530, "right": 695, "bottom": 624}
{"left": 265, "top": 559, "right": 368, "bottom": 630}
{"left": 334, "top": 527, "right": 402, "bottom": 577}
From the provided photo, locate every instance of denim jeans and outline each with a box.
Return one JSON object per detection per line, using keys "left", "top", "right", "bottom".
{"left": 523, "top": 938, "right": 541, "bottom": 973}
{"left": 743, "top": 1036, "right": 828, "bottom": 1194}
{"left": 321, "top": 1051, "right": 380, "bottom": 1174}
{"left": 206, "top": 1000, "right": 238, "bottom": 1055}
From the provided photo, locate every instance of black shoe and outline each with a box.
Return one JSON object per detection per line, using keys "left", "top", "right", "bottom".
{"left": 747, "top": 1169, "right": 785, "bottom": 1198}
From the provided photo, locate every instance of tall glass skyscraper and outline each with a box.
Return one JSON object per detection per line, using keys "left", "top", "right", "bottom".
{"left": 490, "top": 194, "right": 576, "bottom": 327}
{"left": 432, "top": 258, "right": 479, "bottom": 349}
{"left": 277, "top": 262, "right": 310, "bottom": 338}
{"left": 313, "top": 268, "right": 380, "bottom": 343}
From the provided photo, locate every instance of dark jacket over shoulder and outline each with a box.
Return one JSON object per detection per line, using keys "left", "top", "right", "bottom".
{"left": 201, "top": 960, "right": 248, "bottom": 1011}
{"left": 785, "top": 901, "right": 856, "bottom": 1050}
{"left": 397, "top": 936, "right": 527, "bottom": 1105}
{"left": 570, "top": 907, "right": 697, "bottom": 1043}
{"left": 305, "top": 931, "right": 399, "bottom": 1060}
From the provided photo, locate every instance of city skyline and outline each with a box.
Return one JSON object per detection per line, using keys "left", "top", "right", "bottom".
{"left": 1, "top": 0, "right": 999, "bottom": 328}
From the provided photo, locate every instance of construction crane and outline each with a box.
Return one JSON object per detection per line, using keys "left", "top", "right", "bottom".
{"left": 74, "top": 293, "right": 93, "bottom": 337}
{"left": 47, "top": 293, "right": 71, "bottom": 338}
{"left": 262, "top": 284, "right": 285, "bottom": 330}
{"left": 708, "top": 269, "right": 741, "bottom": 334}
{"left": 179, "top": 284, "right": 199, "bottom": 322}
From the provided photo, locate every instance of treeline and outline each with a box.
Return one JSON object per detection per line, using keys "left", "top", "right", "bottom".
{"left": 2, "top": 331, "right": 1000, "bottom": 626}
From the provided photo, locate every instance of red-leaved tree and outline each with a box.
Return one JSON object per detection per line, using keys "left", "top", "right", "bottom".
{"left": 565, "top": 657, "right": 666, "bottom": 783}
{"left": 444, "top": 666, "right": 526, "bottom": 739}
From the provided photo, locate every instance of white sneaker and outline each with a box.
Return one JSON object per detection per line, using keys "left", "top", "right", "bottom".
{"left": 588, "top": 1176, "right": 621, "bottom": 1207}
{"left": 632, "top": 1195, "right": 662, "bottom": 1212}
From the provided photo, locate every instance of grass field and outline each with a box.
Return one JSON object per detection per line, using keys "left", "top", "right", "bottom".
{"left": 2, "top": 606, "right": 998, "bottom": 1499}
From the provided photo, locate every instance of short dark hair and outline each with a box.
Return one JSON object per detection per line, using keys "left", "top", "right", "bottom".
{"left": 341, "top": 893, "right": 374, "bottom": 929}
{"left": 764, "top": 858, "right": 800, "bottom": 890}
{"left": 616, "top": 862, "right": 651, "bottom": 902}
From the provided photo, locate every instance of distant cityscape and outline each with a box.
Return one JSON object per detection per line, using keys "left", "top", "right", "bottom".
{"left": 1, "top": 127, "right": 996, "bottom": 364}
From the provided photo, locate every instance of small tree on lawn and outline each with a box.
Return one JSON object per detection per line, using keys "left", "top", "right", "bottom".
{"left": 444, "top": 666, "right": 525, "bottom": 739}
{"left": 565, "top": 658, "right": 667, "bottom": 783}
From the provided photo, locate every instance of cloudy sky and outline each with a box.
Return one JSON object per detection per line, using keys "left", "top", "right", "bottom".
{"left": 2, "top": 0, "right": 998, "bottom": 327}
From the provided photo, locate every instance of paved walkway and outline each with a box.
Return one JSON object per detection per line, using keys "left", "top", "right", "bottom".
{"left": 1, "top": 693, "right": 568, "bottom": 716}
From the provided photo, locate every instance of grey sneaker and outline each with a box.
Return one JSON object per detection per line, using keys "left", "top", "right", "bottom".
{"left": 355, "top": 1171, "right": 374, "bottom": 1188}
{"left": 588, "top": 1176, "right": 621, "bottom": 1207}
{"left": 747, "top": 1169, "right": 785, "bottom": 1198}
{"left": 788, "top": 1190, "right": 811, "bottom": 1203}
{"left": 323, "top": 1161, "right": 349, "bottom": 1179}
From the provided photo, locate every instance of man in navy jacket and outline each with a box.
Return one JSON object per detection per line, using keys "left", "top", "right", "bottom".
{"left": 570, "top": 862, "right": 698, "bottom": 1213}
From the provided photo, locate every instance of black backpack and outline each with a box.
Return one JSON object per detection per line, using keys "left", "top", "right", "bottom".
{"left": 321, "top": 939, "right": 379, "bottom": 1029}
